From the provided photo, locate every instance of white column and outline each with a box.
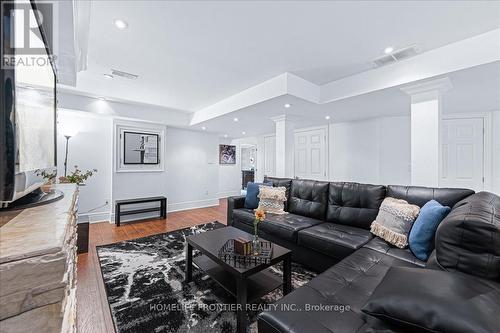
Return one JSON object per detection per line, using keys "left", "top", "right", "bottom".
{"left": 271, "top": 115, "right": 295, "bottom": 178}
{"left": 401, "top": 77, "right": 452, "bottom": 187}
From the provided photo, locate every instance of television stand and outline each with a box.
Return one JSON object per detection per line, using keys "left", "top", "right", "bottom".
{"left": 0, "top": 188, "right": 64, "bottom": 211}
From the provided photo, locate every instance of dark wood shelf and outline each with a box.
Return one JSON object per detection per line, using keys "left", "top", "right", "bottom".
{"left": 193, "top": 255, "right": 282, "bottom": 303}
{"left": 115, "top": 196, "right": 166, "bottom": 204}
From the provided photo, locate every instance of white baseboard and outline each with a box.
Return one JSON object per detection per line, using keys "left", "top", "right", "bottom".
{"left": 78, "top": 211, "right": 111, "bottom": 224}
{"left": 218, "top": 190, "right": 242, "bottom": 199}
{"left": 168, "top": 198, "right": 220, "bottom": 212}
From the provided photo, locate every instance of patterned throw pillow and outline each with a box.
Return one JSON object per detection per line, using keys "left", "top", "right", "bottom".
{"left": 370, "top": 197, "right": 420, "bottom": 249}
{"left": 257, "top": 186, "right": 287, "bottom": 215}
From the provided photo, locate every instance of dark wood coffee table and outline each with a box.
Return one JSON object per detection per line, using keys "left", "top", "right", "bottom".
{"left": 185, "top": 226, "right": 292, "bottom": 333}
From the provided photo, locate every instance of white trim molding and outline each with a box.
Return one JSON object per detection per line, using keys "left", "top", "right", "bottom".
{"left": 400, "top": 77, "right": 453, "bottom": 103}
{"left": 78, "top": 211, "right": 111, "bottom": 224}
{"left": 167, "top": 198, "right": 220, "bottom": 213}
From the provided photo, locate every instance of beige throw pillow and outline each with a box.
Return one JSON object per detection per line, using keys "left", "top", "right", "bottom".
{"left": 370, "top": 197, "right": 420, "bottom": 248}
{"left": 257, "top": 186, "right": 287, "bottom": 215}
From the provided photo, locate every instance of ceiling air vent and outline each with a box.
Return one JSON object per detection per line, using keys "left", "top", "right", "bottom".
{"left": 111, "top": 69, "right": 139, "bottom": 79}
{"left": 373, "top": 45, "right": 419, "bottom": 67}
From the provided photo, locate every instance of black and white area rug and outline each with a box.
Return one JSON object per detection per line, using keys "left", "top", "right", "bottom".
{"left": 96, "top": 222, "right": 317, "bottom": 333}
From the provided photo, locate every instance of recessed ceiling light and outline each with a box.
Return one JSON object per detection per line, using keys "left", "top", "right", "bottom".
{"left": 233, "top": 117, "right": 239, "bottom": 122}
{"left": 224, "top": 134, "right": 228, "bottom": 138}
{"left": 201, "top": 126, "right": 206, "bottom": 130}
{"left": 103, "top": 74, "right": 114, "bottom": 79}
{"left": 284, "top": 103, "right": 291, "bottom": 108}
{"left": 114, "top": 19, "right": 128, "bottom": 30}
{"left": 242, "top": 131, "right": 246, "bottom": 135}
{"left": 97, "top": 97, "right": 106, "bottom": 101}
{"left": 325, "top": 115, "right": 331, "bottom": 120}
{"left": 384, "top": 46, "right": 394, "bottom": 54}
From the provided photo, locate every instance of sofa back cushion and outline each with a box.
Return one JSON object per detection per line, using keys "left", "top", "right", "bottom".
{"left": 387, "top": 185, "right": 474, "bottom": 208}
{"left": 433, "top": 191, "right": 500, "bottom": 282}
{"left": 327, "top": 182, "right": 386, "bottom": 229}
{"left": 264, "top": 176, "right": 292, "bottom": 210}
{"left": 288, "top": 179, "right": 329, "bottom": 220}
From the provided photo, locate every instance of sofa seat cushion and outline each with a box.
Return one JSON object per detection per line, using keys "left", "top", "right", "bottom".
{"left": 261, "top": 213, "right": 323, "bottom": 242}
{"left": 258, "top": 248, "right": 418, "bottom": 333}
{"left": 232, "top": 208, "right": 322, "bottom": 242}
{"left": 298, "top": 223, "right": 373, "bottom": 260}
{"left": 364, "top": 237, "right": 425, "bottom": 267}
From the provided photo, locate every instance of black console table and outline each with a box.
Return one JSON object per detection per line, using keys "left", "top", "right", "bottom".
{"left": 115, "top": 196, "right": 167, "bottom": 226}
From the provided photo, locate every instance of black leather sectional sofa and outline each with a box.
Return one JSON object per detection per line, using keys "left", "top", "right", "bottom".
{"left": 227, "top": 177, "right": 500, "bottom": 333}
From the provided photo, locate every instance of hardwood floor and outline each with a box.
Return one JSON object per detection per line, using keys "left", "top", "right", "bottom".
{"left": 76, "top": 199, "right": 228, "bottom": 333}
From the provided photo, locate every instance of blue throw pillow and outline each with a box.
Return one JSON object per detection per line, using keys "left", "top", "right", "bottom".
{"left": 409, "top": 200, "right": 451, "bottom": 261}
{"left": 244, "top": 182, "right": 272, "bottom": 209}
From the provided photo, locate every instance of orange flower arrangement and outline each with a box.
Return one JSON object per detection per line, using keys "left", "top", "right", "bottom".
{"left": 255, "top": 209, "right": 266, "bottom": 223}
{"left": 253, "top": 208, "right": 266, "bottom": 254}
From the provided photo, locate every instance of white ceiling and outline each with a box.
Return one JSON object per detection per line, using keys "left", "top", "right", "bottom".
{"left": 196, "top": 61, "right": 500, "bottom": 138}
{"left": 68, "top": 0, "right": 500, "bottom": 112}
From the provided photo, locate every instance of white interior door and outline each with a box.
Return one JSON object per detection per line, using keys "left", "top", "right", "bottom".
{"left": 441, "top": 118, "right": 484, "bottom": 191}
{"left": 263, "top": 135, "right": 276, "bottom": 177}
{"left": 294, "top": 128, "right": 327, "bottom": 180}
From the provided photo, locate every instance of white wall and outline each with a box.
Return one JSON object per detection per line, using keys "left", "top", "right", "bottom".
{"left": 218, "top": 138, "right": 243, "bottom": 198}
{"left": 57, "top": 109, "right": 113, "bottom": 222}
{"left": 492, "top": 111, "right": 500, "bottom": 194}
{"left": 164, "top": 128, "right": 219, "bottom": 210}
{"left": 329, "top": 119, "right": 380, "bottom": 184}
{"left": 216, "top": 136, "right": 266, "bottom": 198}
{"left": 329, "top": 116, "right": 411, "bottom": 185}
{"left": 111, "top": 120, "right": 221, "bottom": 219}
{"left": 379, "top": 116, "right": 412, "bottom": 185}
{"left": 410, "top": 98, "right": 440, "bottom": 187}
{"left": 57, "top": 104, "right": 223, "bottom": 222}
{"left": 111, "top": 119, "right": 168, "bottom": 220}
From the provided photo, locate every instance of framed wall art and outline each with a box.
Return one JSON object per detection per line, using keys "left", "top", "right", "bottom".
{"left": 219, "top": 144, "right": 236, "bottom": 164}
{"left": 115, "top": 121, "right": 165, "bottom": 173}
{"left": 123, "top": 131, "right": 159, "bottom": 165}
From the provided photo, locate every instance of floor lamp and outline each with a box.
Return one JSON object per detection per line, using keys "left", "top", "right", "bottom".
{"left": 63, "top": 135, "right": 72, "bottom": 177}
{"left": 61, "top": 129, "right": 78, "bottom": 177}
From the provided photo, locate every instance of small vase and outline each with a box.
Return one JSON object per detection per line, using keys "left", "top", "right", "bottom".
{"left": 252, "top": 224, "right": 261, "bottom": 255}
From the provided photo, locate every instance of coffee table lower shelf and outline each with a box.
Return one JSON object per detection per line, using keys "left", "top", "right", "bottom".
{"left": 193, "top": 255, "right": 282, "bottom": 303}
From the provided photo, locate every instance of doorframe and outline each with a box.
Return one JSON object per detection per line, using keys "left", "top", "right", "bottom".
{"left": 440, "top": 112, "right": 492, "bottom": 192}
{"left": 293, "top": 125, "right": 329, "bottom": 180}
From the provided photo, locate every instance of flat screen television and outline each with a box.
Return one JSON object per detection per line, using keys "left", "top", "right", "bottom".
{"left": 0, "top": 0, "right": 59, "bottom": 208}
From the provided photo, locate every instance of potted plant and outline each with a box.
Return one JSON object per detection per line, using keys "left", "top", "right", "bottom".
{"left": 36, "top": 170, "right": 57, "bottom": 193}
{"left": 59, "top": 166, "right": 97, "bottom": 185}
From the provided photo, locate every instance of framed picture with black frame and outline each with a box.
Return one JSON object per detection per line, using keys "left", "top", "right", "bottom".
{"left": 219, "top": 144, "right": 236, "bottom": 164}
{"left": 123, "top": 131, "right": 160, "bottom": 165}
